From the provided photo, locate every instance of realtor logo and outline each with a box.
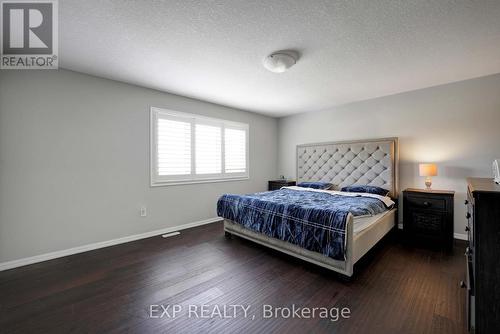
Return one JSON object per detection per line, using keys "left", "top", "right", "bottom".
{"left": 1, "top": 0, "right": 58, "bottom": 69}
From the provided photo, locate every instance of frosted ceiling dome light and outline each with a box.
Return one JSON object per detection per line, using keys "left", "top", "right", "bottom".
{"left": 263, "top": 51, "right": 298, "bottom": 73}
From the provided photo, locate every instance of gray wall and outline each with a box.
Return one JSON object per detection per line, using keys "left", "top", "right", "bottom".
{"left": 0, "top": 69, "right": 278, "bottom": 263}
{"left": 278, "top": 74, "right": 500, "bottom": 235}
{"left": 2, "top": 69, "right": 499, "bottom": 263}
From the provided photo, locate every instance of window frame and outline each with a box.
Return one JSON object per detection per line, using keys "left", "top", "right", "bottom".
{"left": 150, "top": 107, "right": 250, "bottom": 186}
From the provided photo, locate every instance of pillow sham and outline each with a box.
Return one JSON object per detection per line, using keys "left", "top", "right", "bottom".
{"left": 297, "top": 182, "right": 333, "bottom": 190}
{"left": 341, "top": 185, "right": 390, "bottom": 197}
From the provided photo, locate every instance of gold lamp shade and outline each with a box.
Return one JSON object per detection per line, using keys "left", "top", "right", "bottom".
{"left": 419, "top": 163, "right": 437, "bottom": 190}
{"left": 419, "top": 164, "right": 438, "bottom": 177}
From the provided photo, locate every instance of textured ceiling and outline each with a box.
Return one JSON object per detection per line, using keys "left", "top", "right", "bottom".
{"left": 60, "top": 0, "right": 500, "bottom": 117}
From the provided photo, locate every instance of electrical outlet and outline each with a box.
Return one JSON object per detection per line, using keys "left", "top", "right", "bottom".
{"left": 140, "top": 206, "right": 147, "bottom": 217}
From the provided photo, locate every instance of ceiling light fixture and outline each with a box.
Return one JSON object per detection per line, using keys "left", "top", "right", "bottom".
{"left": 263, "top": 50, "right": 298, "bottom": 73}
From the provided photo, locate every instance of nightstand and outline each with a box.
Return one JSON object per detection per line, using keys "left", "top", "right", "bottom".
{"left": 268, "top": 179, "right": 296, "bottom": 191}
{"left": 403, "top": 188, "right": 455, "bottom": 251}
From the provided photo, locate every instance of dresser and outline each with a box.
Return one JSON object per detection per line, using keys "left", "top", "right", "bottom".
{"left": 403, "top": 188, "right": 455, "bottom": 251}
{"left": 268, "top": 179, "right": 296, "bottom": 191}
{"left": 464, "top": 178, "right": 500, "bottom": 333}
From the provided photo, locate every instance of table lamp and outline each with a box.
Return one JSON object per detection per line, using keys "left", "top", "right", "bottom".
{"left": 419, "top": 163, "right": 437, "bottom": 190}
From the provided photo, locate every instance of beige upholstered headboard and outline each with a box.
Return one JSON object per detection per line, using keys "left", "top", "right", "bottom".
{"left": 296, "top": 138, "right": 399, "bottom": 198}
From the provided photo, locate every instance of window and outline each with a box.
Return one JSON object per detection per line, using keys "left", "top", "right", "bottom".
{"left": 151, "top": 107, "right": 249, "bottom": 186}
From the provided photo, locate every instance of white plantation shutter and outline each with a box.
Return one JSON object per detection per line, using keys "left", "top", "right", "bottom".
{"left": 151, "top": 108, "right": 249, "bottom": 185}
{"left": 195, "top": 124, "right": 221, "bottom": 174}
{"left": 157, "top": 119, "right": 191, "bottom": 175}
{"left": 225, "top": 128, "right": 246, "bottom": 173}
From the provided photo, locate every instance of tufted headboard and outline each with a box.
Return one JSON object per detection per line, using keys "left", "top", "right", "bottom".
{"left": 296, "top": 138, "right": 399, "bottom": 198}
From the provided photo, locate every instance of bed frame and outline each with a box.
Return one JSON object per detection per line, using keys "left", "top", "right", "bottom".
{"left": 224, "top": 137, "right": 399, "bottom": 277}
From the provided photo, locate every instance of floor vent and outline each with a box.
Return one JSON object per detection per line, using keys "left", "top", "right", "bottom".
{"left": 161, "top": 232, "right": 180, "bottom": 238}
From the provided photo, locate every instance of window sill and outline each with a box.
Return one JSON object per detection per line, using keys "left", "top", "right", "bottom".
{"left": 150, "top": 176, "right": 250, "bottom": 187}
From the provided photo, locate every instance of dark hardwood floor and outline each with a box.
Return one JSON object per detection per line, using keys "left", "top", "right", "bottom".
{"left": 0, "top": 222, "right": 467, "bottom": 334}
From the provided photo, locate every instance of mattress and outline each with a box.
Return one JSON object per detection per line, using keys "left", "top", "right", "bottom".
{"left": 217, "top": 187, "right": 393, "bottom": 261}
{"left": 353, "top": 209, "right": 394, "bottom": 235}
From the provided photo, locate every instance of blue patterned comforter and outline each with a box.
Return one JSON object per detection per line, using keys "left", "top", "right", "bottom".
{"left": 217, "top": 188, "right": 390, "bottom": 260}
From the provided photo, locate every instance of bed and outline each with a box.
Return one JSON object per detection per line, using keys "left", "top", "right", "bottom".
{"left": 218, "top": 138, "right": 399, "bottom": 277}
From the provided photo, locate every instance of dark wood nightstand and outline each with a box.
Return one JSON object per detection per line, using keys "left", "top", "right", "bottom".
{"left": 403, "top": 188, "right": 455, "bottom": 251}
{"left": 268, "top": 179, "right": 296, "bottom": 191}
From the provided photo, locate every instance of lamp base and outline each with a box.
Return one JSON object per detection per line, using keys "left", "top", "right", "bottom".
{"left": 425, "top": 177, "right": 432, "bottom": 190}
